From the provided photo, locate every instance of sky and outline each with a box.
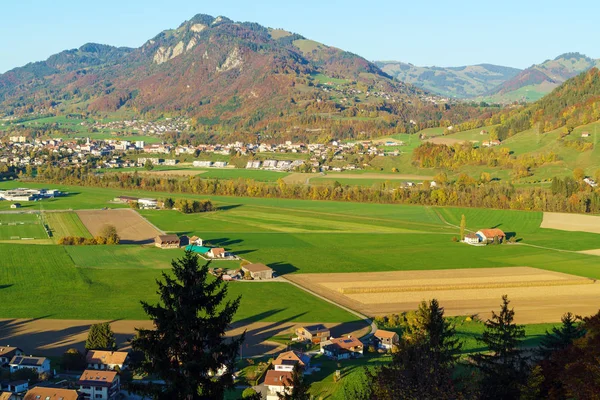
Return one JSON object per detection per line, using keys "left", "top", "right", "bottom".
{"left": 1, "top": 0, "right": 598, "bottom": 73}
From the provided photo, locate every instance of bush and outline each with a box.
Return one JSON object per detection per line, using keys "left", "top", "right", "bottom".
{"left": 242, "top": 388, "right": 259, "bottom": 398}
{"left": 61, "top": 348, "right": 86, "bottom": 371}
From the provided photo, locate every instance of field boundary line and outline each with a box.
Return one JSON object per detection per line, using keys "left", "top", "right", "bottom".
{"left": 132, "top": 209, "right": 166, "bottom": 235}
{"left": 280, "top": 276, "right": 376, "bottom": 340}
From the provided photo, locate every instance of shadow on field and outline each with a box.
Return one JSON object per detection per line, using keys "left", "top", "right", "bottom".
{"left": 0, "top": 284, "right": 13, "bottom": 290}
{"left": 0, "top": 318, "right": 138, "bottom": 357}
{"left": 268, "top": 262, "right": 298, "bottom": 275}
{"left": 233, "top": 249, "right": 257, "bottom": 256}
{"left": 218, "top": 204, "right": 243, "bottom": 211}
{"left": 208, "top": 238, "right": 244, "bottom": 247}
{"left": 120, "top": 238, "right": 155, "bottom": 245}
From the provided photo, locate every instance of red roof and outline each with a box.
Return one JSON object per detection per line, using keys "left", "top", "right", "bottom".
{"left": 478, "top": 228, "right": 506, "bottom": 238}
{"left": 264, "top": 370, "right": 293, "bottom": 387}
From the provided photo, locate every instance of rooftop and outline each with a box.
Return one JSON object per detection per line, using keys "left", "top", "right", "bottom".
{"left": 242, "top": 263, "right": 272, "bottom": 273}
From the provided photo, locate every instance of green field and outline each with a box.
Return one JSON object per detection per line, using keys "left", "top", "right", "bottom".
{"left": 198, "top": 168, "right": 290, "bottom": 182}
{"left": 0, "top": 213, "right": 47, "bottom": 240}
{"left": 44, "top": 212, "right": 92, "bottom": 239}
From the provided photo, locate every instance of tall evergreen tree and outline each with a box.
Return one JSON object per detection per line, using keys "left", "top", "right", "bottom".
{"left": 130, "top": 251, "right": 244, "bottom": 400}
{"left": 85, "top": 322, "right": 117, "bottom": 351}
{"left": 459, "top": 214, "right": 466, "bottom": 240}
{"left": 471, "top": 295, "right": 527, "bottom": 400}
{"left": 538, "top": 312, "right": 583, "bottom": 359}
{"left": 356, "top": 299, "right": 463, "bottom": 399}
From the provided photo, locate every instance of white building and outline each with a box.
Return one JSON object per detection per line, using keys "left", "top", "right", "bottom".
{"left": 9, "top": 356, "right": 51, "bottom": 374}
{"left": 85, "top": 350, "right": 129, "bottom": 371}
{"left": 138, "top": 198, "right": 158, "bottom": 209}
{"left": 193, "top": 160, "right": 212, "bottom": 168}
{"left": 78, "top": 370, "right": 120, "bottom": 400}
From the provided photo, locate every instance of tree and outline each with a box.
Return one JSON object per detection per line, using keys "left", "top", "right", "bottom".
{"left": 99, "top": 224, "right": 120, "bottom": 244}
{"left": 11, "top": 367, "right": 39, "bottom": 383}
{"left": 242, "top": 388, "right": 261, "bottom": 399}
{"left": 163, "top": 197, "right": 175, "bottom": 209}
{"left": 538, "top": 312, "right": 583, "bottom": 359}
{"left": 459, "top": 214, "right": 466, "bottom": 240}
{"left": 144, "top": 159, "right": 154, "bottom": 171}
{"left": 86, "top": 322, "right": 117, "bottom": 351}
{"left": 357, "top": 299, "right": 463, "bottom": 399}
{"left": 471, "top": 295, "right": 527, "bottom": 400}
{"left": 278, "top": 364, "right": 310, "bottom": 400}
{"left": 130, "top": 251, "right": 244, "bottom": 399}
{"left": 61, "top": 348, "right": 86, "bottom": 371}
{"left": 573, "top": 167, "right": 585, "bottom": 181}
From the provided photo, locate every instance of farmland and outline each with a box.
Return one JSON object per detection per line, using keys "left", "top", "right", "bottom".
{"left": 76, "top": 209, "right": 163, "bottom": 244}
{"left": 44, "top": 212, "right": 92, "bottom": 239}
{"left": 287, "top": 267, "right": 600, "bottom": 323}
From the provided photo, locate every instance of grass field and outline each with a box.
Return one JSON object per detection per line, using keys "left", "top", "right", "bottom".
{"left": 44, "top": 212, "right": 92, "bottom": 239}
{"left": 0, "top": 213, "right": 47, "bottom": 240}
{"left": 197, "top": 168, "right": 289, "bottom": 182}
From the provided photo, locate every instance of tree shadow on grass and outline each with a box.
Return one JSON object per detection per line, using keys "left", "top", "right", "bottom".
{"left": 218, "top": 204, "right": 243, "bottom": 211}
{"left": 207, "top": 238, "right": 244, "bottom": 247}
{"left": 267, "top": 262, "right": 298, "bottom": 276}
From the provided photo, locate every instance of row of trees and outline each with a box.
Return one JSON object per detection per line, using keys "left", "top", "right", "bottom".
{"left": 353, "top": 296, "right": 596, "bottom": 400}
{"left": 163, "top": 197, "right": 214, "bottom": 214}
{"left": 34, "top": 166, "right": 600, "bottom": 214}
{"left": 58, "top": 224, "right": 120, "bottom": 245}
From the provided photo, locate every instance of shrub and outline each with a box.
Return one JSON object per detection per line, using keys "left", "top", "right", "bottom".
{"left": 242, "top": 388, "right": 259, "bottom": 398}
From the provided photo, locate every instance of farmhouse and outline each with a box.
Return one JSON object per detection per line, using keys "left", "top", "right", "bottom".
{"left": 272, "top": 350, "right": 311, "bottom": 372}
{"left": 23, "top": 387, "right": 81, "bottom": 400}
{"left": 582, "top": 131, "right": 591, "bottom": 138}
{"left": 9, "top": 355, "right": 50, "bottom": 374}
{"left": 155, "top": 234, "right": 181, "bottom": 248}
{"left": 207, "top": 247, "right": 226, "bottom": 258}
{"left": 114, "top": 195, "right": 139, "bottom": 204}
{"left": 320, "top": 336, "right": 364, "bottom": 360}
{"left": 464, "top": 233, "right": 480, "bottom": 244}
{"left": 264, "top": 370, "right": 293, "bottom": 400}
{"left": 296, "top": 324, "right": 331, "bottom": 343}
{"left": 9, "top": 203, "right": 21, "bottom": 209}
{"left": 476, "top": 228, "right": 506, "bottom": 244}
{"left": 78, "top": 370, "right": 120, "bottom": 400}
{"left": 189, "top": 236, "right": 204, "bottom": 246}
{"left": 241, "top": 263, "right": 274, "bottom": 280}
{"left": 0, "top": 346, "right": 23, "bottom": 365}
{"left": 373, "top": 330, "right": 399, "bottom": 351}
{"left": 86, "top": 350, "right": 128, "bottom": 370}
{"left": 138, "top": 198, "right": 158, "bottom": 209}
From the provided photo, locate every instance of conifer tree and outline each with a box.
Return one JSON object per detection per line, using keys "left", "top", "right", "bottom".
{"left": 130, "top": 251, "right": 244, "bottom": 400}
{"left": 538, "top": 312, "right": 583, "bottom": 359}
{"left": 85, "top": 322, "right": 117, "bottom": 351}
{"left": 471, "top": 295, "right": 527, "bottom": 400}
{"left": 459, "top": 214, "right": 466, "bottom": 240}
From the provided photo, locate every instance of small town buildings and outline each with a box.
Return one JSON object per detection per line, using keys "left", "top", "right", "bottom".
{"left": 374, "top": 330, "right": 399, "bottom": 350}
{"left": 155, "top": 234, "right": 181, "bottom": 249}
{"left": 23, "top": 387, "right": 81, "bottom": 400}
{"left": 273, "top": 351, "right": 311, "bottom": 373}
{"left": 207, "top": 247, "right": 226, "bottom": 258}
{"left": 0, "top": 346, "right": 23, "bottom": 365}
{"left": 264, "top": 370, "right": 293, "bottom": 400}
{"left": 296, "top": 324, "right": 330, "bottom": 344}
{"left": 212, "top": 161, "right": 228, "bottom": 168}
{"left": 320, "top": 336, "right": 364, "bottom": 360}
{"left": 464, "top": 233, "right": 480, "bottom": 244}
{"left": 9, "top": 356, "right": 50, "bottom": 374}
{"left": 193, "top": 161, "right": 212, "bottom": 167}
{"left": 476, "top": 229, "right": 506, "bottom": 244}
{"left": 5, "top": 380, "right": 28, "bottom": 394}
{"left": 86, "top": 350, "right": 128, "bottom": 370}
{"left": 78, "top": 370, "right": 120, "bottom": 400}
{"left": 241, "top": 263, "right": 274, "bottom": 280}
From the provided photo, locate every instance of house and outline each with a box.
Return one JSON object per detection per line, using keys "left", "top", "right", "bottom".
{"left": 23, "top": 388, "right": 81, "bottom": 400}
{"left": 138, "top": 198, "right": 158, "bottom": 209}
{"left": 374, "top": 330, "right": 399, "bottom": 350}
{"left": 320, "top": 336, "right": 364, "bottom": 360}
{"left": 264, "top": 370, "right": 293, "bottom": 400}
{"left": 476, "top": 228, "right": 506, "bottom": 244}
{"left": 584, "top": 177, "right": 598, "bottom": 188}
{"left": 241, "top": 263, "right": 273, "bottom": 280}
{"left": 10, "top": 203, "right": 20, "bottom": 209}
{"left": 5, "top": 380, "right": 28, "bottom": 394}
{"left": 464, "top": 233, "right": 480, "bottom": 244}
{"left": 582, "top": 132, "right": 591, "bottom": 138}
{"left": 273, "top": 351, "right": 311, "bottom": 373}
{"left": 189, "top": 236, "right": 204, "bottom": 246}
{"left": 0, "top": 392, "right": 17, "bottom": 400}
{"left": 207, "top": 247, "right": 226, "bottom": 258}
{"left": 296, "top": 324, "right": 331, "bottom": 344}
{"left": 155, "top": 234, "right": 180, "bottom": 249}
{"left": 78, "top": 370, "right": 120, "bottom": 400}
{"left": 9, "top": 356, "right": 50, "bottom": 374}
{"left": 86, "top": 350, "right": 128, "bottom": 371}
{"left": 114, "top": 195, "right": 139, "bottom": 204}
{"left": 0, "top": 346, "right": 23, "bottom": 365}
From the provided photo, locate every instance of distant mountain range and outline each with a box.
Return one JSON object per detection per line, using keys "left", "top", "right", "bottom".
{"left": 377, "top": 53, "right": 600, "bottom": 103}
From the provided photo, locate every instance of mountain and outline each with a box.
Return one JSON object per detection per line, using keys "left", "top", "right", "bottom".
{"left": 485, "top": 53, "right": 600, "bottom": 103}
{"left": 1, "top": 14, "right": 466, "bottom": 140}
{"left": 375, "top": 61, "right": 521, "bottom": 98}
{"left": 490, "top": 67, "right": 600, "bottom": 140}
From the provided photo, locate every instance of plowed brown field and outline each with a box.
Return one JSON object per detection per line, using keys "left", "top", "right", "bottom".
{"left": 76, "top": 209, "right": 163, "bottom": 244}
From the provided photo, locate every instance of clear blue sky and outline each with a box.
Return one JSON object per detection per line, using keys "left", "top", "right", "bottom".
{"left": 1, "top": 0, "right": 598, "bottom": 73}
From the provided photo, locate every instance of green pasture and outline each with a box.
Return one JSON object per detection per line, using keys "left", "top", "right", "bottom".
{"left": 0, "top": 212, "right": 47, "bottom": 240}
{"left": 198, "top": 168, "right": 290, "bottom": 182}
{"left": 44, "top": 212, "right": 92, "bottom": 239}
{"left": 0, "top": 243, "right": 357, "bottom": 323}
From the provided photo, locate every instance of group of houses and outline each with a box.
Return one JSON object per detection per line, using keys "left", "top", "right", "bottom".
{"left": 113, "top": 195, "right": 158, "bottom": 209}
{"left": 464, "top": 228, "right": 507, "bottom": 245}
{"left": 0, "top": 188, "right": 61, "bottom": 202}
{"left": 0, "top": 347, "right": 128, "bottom": 400}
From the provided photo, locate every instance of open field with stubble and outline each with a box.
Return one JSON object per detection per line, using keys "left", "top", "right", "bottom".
{"left": 541, "top": 212, "right": 600, "bottom": 234}
{"left": 76, "top": 209, "right": 163, "bottom": 244}
{"left": 44, "top": 211, "right": 92, "bottom": 239}
{"left": 288, "top": 267, "right": 600, "bottom": 323}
